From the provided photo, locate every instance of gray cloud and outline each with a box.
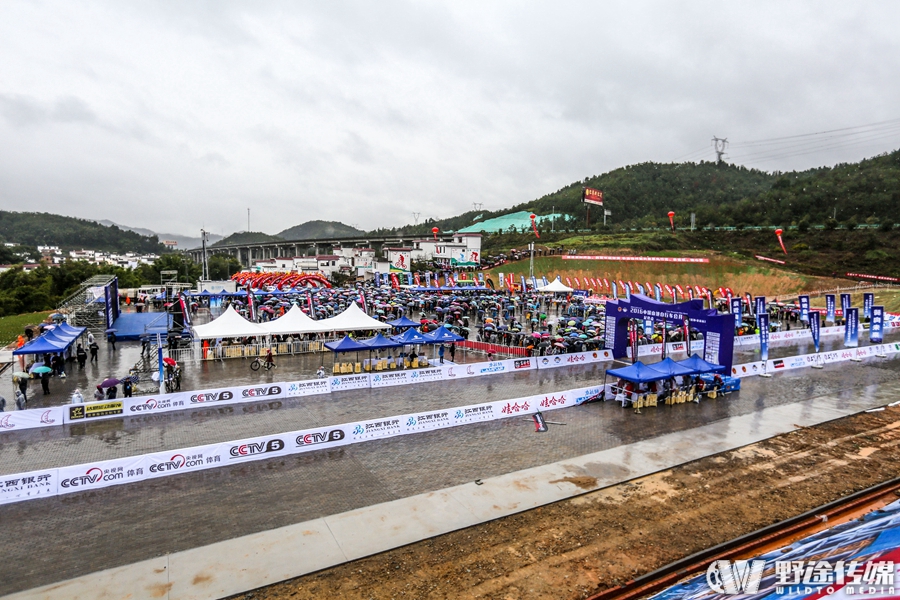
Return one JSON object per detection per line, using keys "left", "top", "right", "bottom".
{"left": 0, "top": 1, "right": 898, "bottom": 237}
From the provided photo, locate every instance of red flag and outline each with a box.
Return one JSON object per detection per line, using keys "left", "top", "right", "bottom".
{"left": 574, "top": 277, "right": 581, "bottom": 288}
{"left": 565, "top": 277, "right": 572, "bottom": 287}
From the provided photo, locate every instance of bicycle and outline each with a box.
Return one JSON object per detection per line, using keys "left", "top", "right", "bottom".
{"left": 250, "top": 357, "right": 276, "bottom": 371}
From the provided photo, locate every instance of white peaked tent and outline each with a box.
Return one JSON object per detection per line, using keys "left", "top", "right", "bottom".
{"left": 310, "top": 302, "right": 390, "bottom": 333}
{"left": 259, "top": 304, "right": 319, "bottom": 335}
{"left": 192, "top": 305, "right": 269, "bottom": 339}
{"left": 536, "top": 278, "right": 574, "bottom": 293}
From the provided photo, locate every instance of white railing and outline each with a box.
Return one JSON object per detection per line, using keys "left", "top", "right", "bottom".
{"left": 156, "top": 338, "right": 341, "bottom": 362}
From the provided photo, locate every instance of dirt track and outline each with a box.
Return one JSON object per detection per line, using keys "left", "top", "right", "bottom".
{"left": 229, "top": 406, "right": 900, "bottom": 600}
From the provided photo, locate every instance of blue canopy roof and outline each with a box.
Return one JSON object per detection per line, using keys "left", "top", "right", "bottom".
{"left": 12, "top": 324, "right": 85, "bottom": 355}
{"left": 646, "top": 357, "right": 698, "bottom": 377}
{"left": 606, "top": 361, "right": 669, "bottom": 383}
{"left": 423, "top": 326, "right": 466, "bottom": 343}
{"left": 676, "top": 353, "right": 727, "bottom": 374}
{"left": 387, "top": 316, "right": 420, "bottom": 329}
{"left": 392, "top": 327, "right": 428, "bottom": 345}
{"left": 360, "top": 333, "right": 402, "bottom": 350}
{"left": 324, "top": 335, "right": 371, "bottom": 353}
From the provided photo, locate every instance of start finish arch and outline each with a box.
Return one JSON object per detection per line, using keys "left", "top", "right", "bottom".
{"left": 604, "top": 294, "right": 736, "bottom": 370}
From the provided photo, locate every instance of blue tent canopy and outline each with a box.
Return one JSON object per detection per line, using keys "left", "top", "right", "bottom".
{"left": 387, "top": 316, "right": 420, "bottom": 329}
{"left": 606, "top": 361, "right": 669, "bottom": 383}
{"left": 646, "top": 357, "right": 697, "bottom": 378}
{"left": 676, "top": 353, "right": 727, "bottom": 374}
{"left": 392, "top": 328, "right": 428, "bottom": 345}
{"left": 423, "top": 326, "right": 466, "bottom": 344}
{"left": 12, "top": 324, "right": 85, "bottom": 355}
{"left": 361, "top": 333, "right": 402, "bottom": 350}
{"left": 324, "top": 336, "right": 370, "bottom": 353}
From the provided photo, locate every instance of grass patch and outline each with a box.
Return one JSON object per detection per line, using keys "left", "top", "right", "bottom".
{"left": 0, "top": 311, "right": 53, "bottom": 345}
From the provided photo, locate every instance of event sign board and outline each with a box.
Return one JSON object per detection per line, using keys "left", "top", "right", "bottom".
{"left": 730, "top": 298, "right": 743, "bottom": 323}
{"left": 754, "top": 297, "right": 766, "bottom": 326}
{"left": 844, "top": 307, "right": 859, "bottom": 348}
{"left": 798, "top": 295, "right": 809, "bottom": 322}
{"left": 863, "top": 292, "right": 874, "bottom": 319}
{"left": 758, "top": 312, "right": 769, "bottom": 364}
{"left": 826, "top": 294, "right": 836, "bottom": 322}
{"left": 840, "top": 293, "right": 851, "bottom": 316}
{"left": 810, "top": 311, "right": 821, "bottom": 353}
{"left": 871, "top": 306, "right": 885, "bottom": 343}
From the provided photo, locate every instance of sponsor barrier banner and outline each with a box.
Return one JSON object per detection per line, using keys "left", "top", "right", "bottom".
{"left": 536, "top": 349, "right": 614, "bottom": 369}
{"left": 285, "top": 380, "right": 331, "bottom": 397}
{"left": 0, "top": 470, "right": 58, "bottom": 505}
{"left": 0, "top": 407, "right": 65, "bottom": 431}
{"left": 872, "top": 306, "right": 885, "bottom": 344}
{"left": 329, "top": 374, "right": 370, "bottom": 392}
{"left": 370, "top": 370, "right": 414, "bottom": 388}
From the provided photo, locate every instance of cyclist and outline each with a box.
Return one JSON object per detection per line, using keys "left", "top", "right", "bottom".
{"left": 264, "top": 347, "right": 276, "bottom": 370}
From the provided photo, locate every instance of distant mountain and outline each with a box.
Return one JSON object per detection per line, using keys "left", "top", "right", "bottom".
{"left": 95, "top": 220, "right": 223, "bottom": 249}
{"left": 211, "top": 231, "right": 284, "bottom": 246}
{"left": 0, "top": 211, "right": 168, "bottom": 253}
{"left": 277, "top": 220, "right": 364, "bottom": 240}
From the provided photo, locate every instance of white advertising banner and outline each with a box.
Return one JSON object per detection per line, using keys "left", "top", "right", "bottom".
{"left": 58, "top": 454, "right": 152, "bottom": 494}
{"left": 370, "top": 370, "right": 414, "bottom": 388}
{"left": 408, "top": 367, "right": 446, "bottom": 384}
{"left": 536, "top": 349, "right": 614, "bottom": 369}
{"left": 0, "top": 406, "right": 66, "bottom": 431}
{"left": 125, "top": 393, "right": 189, "bottom": 416}
{"left": 329, "top": 374, "right": 371, "bottom": 392}
{"left": 286, "top": 379, "right": 332, "bottom": 397}
{"left": 0, "top": 469, "right": 58, "bottom": 505}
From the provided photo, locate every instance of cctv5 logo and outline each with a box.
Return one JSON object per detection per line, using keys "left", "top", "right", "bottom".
{"left": 190, "top": 391, "right": 234, "bottom": 403}
{"left": 60, "top": 467, "right": 123, "bottom": 488}
{"left": 241, "top": 386, "right": 281, "bottom": 398}
{"left": 295, "top": 430, "right": 345, "bottom": 447}
{"left": 229, "top": 439, "right": 284, "bottom": 458}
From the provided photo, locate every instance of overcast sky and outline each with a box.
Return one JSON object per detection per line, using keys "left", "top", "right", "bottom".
{"left": 1, "top": 1, "right": 898, "bottom": 237}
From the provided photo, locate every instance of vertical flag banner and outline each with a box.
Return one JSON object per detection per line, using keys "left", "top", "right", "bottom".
{"left": 844, "top": 307, "right": 859, "bottom": 348}
{"left": 406, "top": 273, "right": 413, "bottom": 286}
{"left": 758, "top": 312, "right": 769, "bottom": 364}
{"left": 682, "top": 316, "right": 690, "bottom": 348}
{"left": 520, "top": 276, "right": 527, "bottom": 292}
{"left": 840, "top": 293, "right": 851, "bottom": 318}
{"left": 661, "top": 319, "right": 667, "bottom": 359}
{"left": 611, "top": 282, "right": 618, "bottom": 299}
{"left": 654, "top": 284, "right": 662, "bottom": 302}
{"left": 307, "top": 291, "right": 316, "bottom": 318}
{"left": 826, "top": 294, "right": 836, "bottom": 323}
{"left": 863, "top": 293, "right": 874, "bottom": 319}
{"left": 754, "top": 297, "right": 766, "bottom": 327}
{"left": 810, "top": 311, "right": 821, "bottom": 353}
{"left": 498, "top": 272, "right": 504, "bottom": 288}
{"left": 870, "top": 306, "right": 884, "bottom": 343}
{"left": 625, "top": 283, "right": 631, "bottom": 301}
{"left": 798, "top": 295, "right": 809, "bottom": 322}
{"left": 745, "top": 293, "right": 753, "bottom": 315}
{"left": 413, "top": 273, "right": 421, "bottom": 286}
{"left": 731, "top": 298, "right": 743, "bottom": 324}
{"left": 542, "top": 276, "right": 548, "bottom": 286}
{"left": 374, "top": 272, "right": 382, "bottom": 287}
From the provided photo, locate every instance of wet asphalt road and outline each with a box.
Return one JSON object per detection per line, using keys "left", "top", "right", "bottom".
{"left": 1, "top": 332, "right": 898, "bottom": 594}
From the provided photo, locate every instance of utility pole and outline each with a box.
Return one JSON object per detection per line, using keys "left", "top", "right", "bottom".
{"left": 247, "top": 208, "right": 250, "bottom": 232}
{"left": 529, "top": 242, "right": 535, "bottom": 283}
{"left": 690, "top": 213, "right": 696, "bottom": 232}
{"left": 200, "top": 229, "right": 209, "bottom": 281}
{"left": 551, "top": 205, "right": 555, "bottom": 232}
{"left": 412, "top": 212, "right": 421, "bottom": 225}
{"left": 712, "top": 136, "right": 728, "bottom": 163}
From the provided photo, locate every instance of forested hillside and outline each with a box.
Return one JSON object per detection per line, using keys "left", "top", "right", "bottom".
{"left": 0, "top": 211, "right": 168, "bottom": 253}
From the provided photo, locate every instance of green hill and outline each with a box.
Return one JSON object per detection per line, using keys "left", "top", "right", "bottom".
{"left": 277, "top": 220, "right": 364, "bottom": 240}
{"left": 0, "top": 211, "right": 168, "bottom": 253}
{"left": 212, "top": 231, "right": 283, "bottom": 246}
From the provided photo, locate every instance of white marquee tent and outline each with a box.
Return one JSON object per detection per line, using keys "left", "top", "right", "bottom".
{"left": 536, "top": 278, "right": 574, "bottom": 293}
{"left": 191, "top": 305, "right": 268, "bottom": 339}
{"left": 259, "top": 305, "right": 319, "bottom": 335}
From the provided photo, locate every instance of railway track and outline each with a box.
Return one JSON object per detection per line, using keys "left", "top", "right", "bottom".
{"left": 586, "top": 476, "right": 900, "bottom": 600}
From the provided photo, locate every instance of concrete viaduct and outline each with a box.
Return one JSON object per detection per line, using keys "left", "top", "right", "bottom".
{"left": 184, "top": 234, "right": 461, "bottom": 268}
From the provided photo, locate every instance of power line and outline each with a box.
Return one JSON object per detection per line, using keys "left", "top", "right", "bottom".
{"left": 730, "top": 117, "right": 900, "bottom": 148}
{"left": 732, "top": 130, "right": 900, "bottom": 164}
{"left": 729, "top": 126, "right": 900, "bottom": 163}
{"left": 672, "top": 145, "right": 712, "bottom": 162}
